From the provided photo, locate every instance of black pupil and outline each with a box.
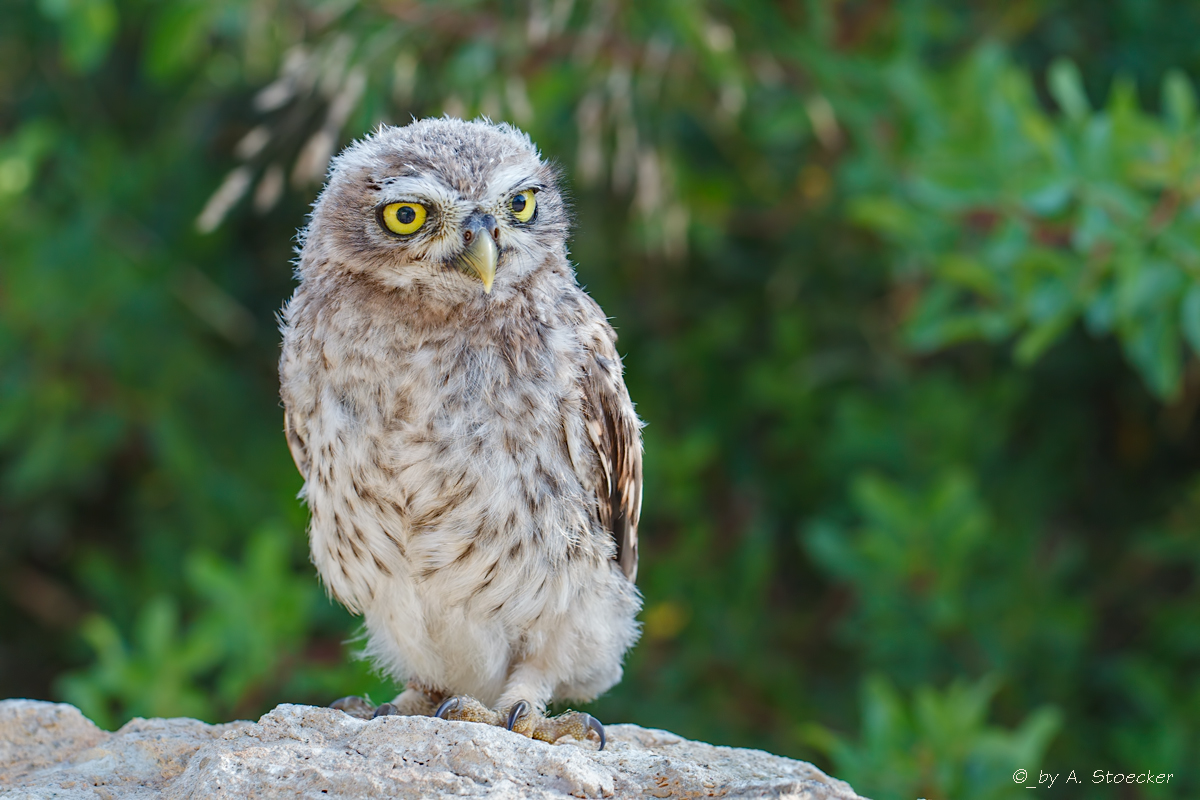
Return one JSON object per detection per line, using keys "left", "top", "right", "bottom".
{"left": 397, "top": 206, "right": 416, "bottom": 225}
{"left": 512, "top": 194, "right": 527, "bottom": 213}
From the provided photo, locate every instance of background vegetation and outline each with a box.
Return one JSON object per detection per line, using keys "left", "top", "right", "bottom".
{"left": 3, "top": 1, "right": 1198, "bottom": 798}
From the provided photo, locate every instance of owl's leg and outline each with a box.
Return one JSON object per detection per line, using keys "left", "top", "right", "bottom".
{"left": 432, "top": 662, "right": 547, "bottom": 730}
{"left": 500, "top": 665, "right": 605, "bottom": 749}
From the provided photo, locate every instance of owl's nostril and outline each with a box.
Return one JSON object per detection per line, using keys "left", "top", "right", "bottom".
{"left": 463, "top": 212, "right": 498, "bottom": 247}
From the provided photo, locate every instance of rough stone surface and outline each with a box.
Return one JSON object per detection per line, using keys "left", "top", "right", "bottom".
{"left": 0, "top": 699, "right": 869, "bottom": 799}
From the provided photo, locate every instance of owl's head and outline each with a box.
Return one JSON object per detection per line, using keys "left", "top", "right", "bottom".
{"left": 299, "top": 118, "right": 569, "bottom": 300}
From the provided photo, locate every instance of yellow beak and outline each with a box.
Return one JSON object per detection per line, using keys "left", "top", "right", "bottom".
{"left": 455, "top": 233, "right": 497, "bottom": 294}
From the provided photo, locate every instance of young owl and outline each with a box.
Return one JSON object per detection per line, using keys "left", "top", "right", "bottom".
{"left": 278, "top": 118, "right": 643, "bottom": 749}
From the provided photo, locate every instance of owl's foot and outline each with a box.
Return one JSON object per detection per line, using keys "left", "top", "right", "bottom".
{"left": 435, "top": 696, "right": 605, "bottom": 750}
{"left": 507, "top": 700, "right": 606, "bottom": 751}
{"left": 433, "top": 695, "right": 504, "bottom": 726}
{"left": 331, "top": 686, "right": 438, "bottom": 720}
{"left": 330, "top": 695, "right": 376, "bottom": 719}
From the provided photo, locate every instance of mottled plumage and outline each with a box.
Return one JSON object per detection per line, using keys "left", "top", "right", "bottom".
{"left": 279, "top": 118, "right": 642, "bottom": 747}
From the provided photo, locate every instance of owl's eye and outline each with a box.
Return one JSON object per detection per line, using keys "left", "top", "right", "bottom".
{"left": 510, "top": 190, "right": 537, "bottom": 223}
{"left": 379, "top": 202, "right": 427, "bottom": 236}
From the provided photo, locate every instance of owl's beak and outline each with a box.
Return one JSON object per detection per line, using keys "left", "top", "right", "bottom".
{"left": 455, "top": 215, "right": 498, "bottom": 294}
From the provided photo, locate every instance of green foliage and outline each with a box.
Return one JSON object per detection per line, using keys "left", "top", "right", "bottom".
{"left": 806, "top": 675, "right": 1061, "bottom": 800}
{"left": 847, "top": 46, "right": 1200, "bottom": 399}
{"left": 57, "top": 526, "right": 391, "bottom": 729}
{"left": 807, "top": 471, "right": 993, "bottom": 672}
{"left": 3, "top": 3, "right": 1200, "bottom": 799}
{"left": 37, "top": 0, "right": 118, "bottom": 73}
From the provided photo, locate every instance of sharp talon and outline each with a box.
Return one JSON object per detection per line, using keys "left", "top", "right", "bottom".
{"left": 372, "top": 702, "right": 398, "bottom": 718}
{"left": 506, "top": 700, "right": 529, "bottom": 731}
{"left": 435, "top": 697, "right": 460, "bottom": 719}
{"left": 586, "top": 714, "right": 606, "bottom": 751}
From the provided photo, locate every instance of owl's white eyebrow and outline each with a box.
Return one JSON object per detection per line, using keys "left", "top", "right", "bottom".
{"left": 504, "top": 177, "right": 543, "bottom": 194}
{"left": 486, "top": 163, "right": 541, "bottom": 197}
{"left": 378, "top": 175, "right": 456, "bottom": 204}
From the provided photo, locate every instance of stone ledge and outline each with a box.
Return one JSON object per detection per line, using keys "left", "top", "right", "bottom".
{"left": 0, "top": 699, "right": 868, "bottom": 799}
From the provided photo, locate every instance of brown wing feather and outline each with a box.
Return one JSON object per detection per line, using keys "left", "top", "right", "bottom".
{"left": 284, "top": 409, "right": 310, "bottom": 481}
{"left": 580, "top": 315, "right": 643, "bottom": 583}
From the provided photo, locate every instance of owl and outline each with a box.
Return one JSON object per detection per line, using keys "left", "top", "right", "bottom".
{"left": 278, "top": 118, "right": 643, "bottom": 749}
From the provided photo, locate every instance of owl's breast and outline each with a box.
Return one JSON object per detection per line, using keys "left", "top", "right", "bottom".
{"left": 386, "top": 322, "right": 598, "bottom": 551}
{"left": 291, "top": 303, "right": 606, "bottom": 614}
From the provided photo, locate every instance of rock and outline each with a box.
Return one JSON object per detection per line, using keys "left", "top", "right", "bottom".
{"left": 0, "top": 699, "right": 869, "bottom": 799}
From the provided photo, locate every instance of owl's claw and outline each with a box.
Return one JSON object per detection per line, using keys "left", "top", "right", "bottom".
{"left": 505, "top": 700, "right": 530, "bottom": 730}
{"left": 373, "top": 702, "right": 399, "bottom": 718}
{"left": 587, "top": 714, "right": 606, "bottom": 751}
{"left": 435, "top": 696, "right": 460, "bottom": 719}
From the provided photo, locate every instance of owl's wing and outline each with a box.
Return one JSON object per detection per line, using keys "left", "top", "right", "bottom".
{"left": 284, "top": 409, "right": 311, "bottom": 480}
{"left": 579, "top": 304, "right": 644, "bottom": 583}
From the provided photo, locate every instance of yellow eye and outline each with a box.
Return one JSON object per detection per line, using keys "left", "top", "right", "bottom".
{"left": 510, "top": 190, "right": 537, "bottom": 223}
{"left": 379, "top": 202, "right": 427, "bottom": 236}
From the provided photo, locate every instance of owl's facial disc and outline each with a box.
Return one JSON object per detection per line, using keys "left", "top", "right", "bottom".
{"left": 454, "top": 211, "right": 500, "bottom": 294}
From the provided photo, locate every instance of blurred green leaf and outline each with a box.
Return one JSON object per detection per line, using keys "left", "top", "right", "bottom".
{"left": 805, "top": 675, "right": 1061, "bottom": 800}
{"left": 1048, "top": 58, "right": 1090, "bottom": 123}
{"left": 37, "top": 0, "right": 117, "bottom": 73}
{"left": 1163, "top": 69, "right": 1196, "bottom": 129}
{"left": 144, "top": 2, "right": 216, "bottom": 82}
{"left": 1181, "top": 283, "right": 1200, "bottom": 356}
